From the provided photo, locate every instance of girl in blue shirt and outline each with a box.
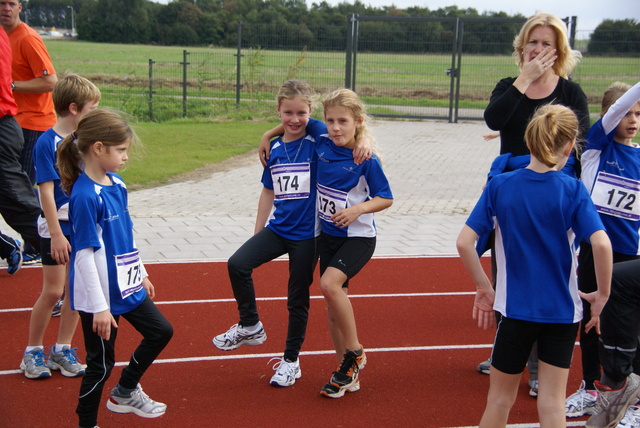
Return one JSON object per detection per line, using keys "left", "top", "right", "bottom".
{"left": 214, "top": 81, "right": 370, "bottom": 389}
{"left": 316, "top": 89, "right": 393, "bottom": 398}
{"left": 566, "top": 81, "right": 640, "bottom": 417}
{"left": 457, "top": 104, "right": 612, "bottom": 427}
{"left": 57, "top": 109, "right": 173, "bottom": 428}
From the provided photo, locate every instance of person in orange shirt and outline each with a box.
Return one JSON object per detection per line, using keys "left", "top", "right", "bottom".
{"left": 0, "top": 26, "right": 41, "bottom": 274}
{"left": 1, "top": 0, "right": 57, "bottom": 264}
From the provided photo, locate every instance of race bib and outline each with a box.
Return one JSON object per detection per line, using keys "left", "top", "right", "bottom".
{"left": 115, "top": 250, "right": 144, "bottom": 299}
{"left": 317, "top": 183, "right": 347, "bottom": 222}
{"left": 271, "top": 163, "right": 311, "bottom": 200}
{"left": 591, "top": 171, "right": 640, "bottom": 220}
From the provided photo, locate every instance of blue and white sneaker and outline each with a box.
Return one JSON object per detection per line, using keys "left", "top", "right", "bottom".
{"left": 20, "top": 347, "right": 52, "bottom": 379}
{"left": 618, "top": 404, "right": 640, "bottom": 427}
{"left": 212, "top": 322, "right": 266, "bottom": 351}
{"left": 50, "top": 346, "right": 86, "bottom": 377}
{"left": 7, "top": 239, "right": 22, "bottom": 275}
{"left": 22, "top": 252, "right": 41, "bottom": 265}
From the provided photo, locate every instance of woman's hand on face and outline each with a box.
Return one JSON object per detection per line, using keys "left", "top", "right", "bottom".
{"left": 521, "top": 46, "right": 557, "bottom": 81}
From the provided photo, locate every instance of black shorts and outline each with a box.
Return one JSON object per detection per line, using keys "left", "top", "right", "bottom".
{"left": 40, "top": 236, "right": 70, "bottom": 266}
{"left": 319, "top": 232, "right": 375, "bottom": 288}
{"left": 491, "top": 316, "right": 578, "bottom": 374}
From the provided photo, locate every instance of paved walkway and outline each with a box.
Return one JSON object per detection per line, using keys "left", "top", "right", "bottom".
{"left": 1, "top": 120, "right": 498, "bottom": 264}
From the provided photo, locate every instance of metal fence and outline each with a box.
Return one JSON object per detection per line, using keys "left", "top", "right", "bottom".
{"left": 94, "top": 16, "right": 640, "bottom": 123}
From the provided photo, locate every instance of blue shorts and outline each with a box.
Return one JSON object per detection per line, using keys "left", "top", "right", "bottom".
{"left": 491, "top": 316, "right": 578, "bottom": 374}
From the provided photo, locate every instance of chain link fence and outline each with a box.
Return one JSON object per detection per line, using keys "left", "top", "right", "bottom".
{"left": 92, "top": 17, "right": 639, "bottom": 123}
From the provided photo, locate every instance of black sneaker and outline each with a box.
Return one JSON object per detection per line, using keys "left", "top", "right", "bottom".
{"left": 320, "top": 349, "right": 362, "bottom": 398}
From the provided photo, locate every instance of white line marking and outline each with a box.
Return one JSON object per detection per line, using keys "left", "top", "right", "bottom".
{"left": 1, "top": 344, "right": 493, "bottom": 376}
{"left": 0, "top": 291, "right": 474, "bottom": 313}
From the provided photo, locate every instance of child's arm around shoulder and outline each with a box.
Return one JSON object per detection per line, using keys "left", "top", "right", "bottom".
{"left": 456, "top": 225, "right": 496, "bottom": 330}
{"left": 258, "top": 124, "right": 284, "bottom": 167}
{"left": 578, "top": 229, "right": 612, "bottom": 334}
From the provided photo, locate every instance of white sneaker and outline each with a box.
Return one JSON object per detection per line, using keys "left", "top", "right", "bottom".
{"left": 269, "top": 357, "right": 301, "bottom": 387}
{"left": 212, "top": 322, "right": 267, "bottom": 351}
{"left": 106, "top": 384, "right": 166, "bottom": 418}
{"left": 566, "top": 380, "right": 598, "bottom": 417}
{"left": 618, "top": 405, "right": 640, "bottom": 427}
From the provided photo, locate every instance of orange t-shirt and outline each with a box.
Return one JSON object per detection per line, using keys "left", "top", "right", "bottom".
{"left": 8, "top": 23, "right": 56, "bottom": 131}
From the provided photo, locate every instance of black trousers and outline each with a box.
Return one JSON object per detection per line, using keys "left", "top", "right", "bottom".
{"left": 227, "top": 227, "right": 319, "bottom": 361}
{"left": 0, "top": 116, "right": 40, "bottom": 251}
{"left": 76, "top": 297, "right": 173, "bottom": 428}
{"left": 599, "top": 259, "right": 640, "bottom": 385}
{"left": 577, "top": 242, "right": 639, "bottom": 389}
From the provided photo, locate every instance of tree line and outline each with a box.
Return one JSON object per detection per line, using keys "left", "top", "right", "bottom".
{"left": 22, "top": 0, "right": 640, "bottom": 54}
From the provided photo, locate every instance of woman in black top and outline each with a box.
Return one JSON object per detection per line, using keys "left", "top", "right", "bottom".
{"left": 479, "top": 12, "right": 591, "bottom": 400}
{"left": 484, "top": 12, "right": 590, "bottom": 160}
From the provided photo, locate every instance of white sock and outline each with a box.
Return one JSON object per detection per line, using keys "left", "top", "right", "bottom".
{"left": 241, "top": 322, "right": 261, "bottom": 333}
{"left": 53, "top": 344, "right": 70, "bottom": 353}
{"left": 25, "top": 346, "right": 43, "bottom": 353}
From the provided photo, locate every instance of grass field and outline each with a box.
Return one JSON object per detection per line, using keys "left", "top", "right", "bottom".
{"left": 41, "top": 39, "right": 638, "bottom": 187}
{"left": 45, "top": 39, "right": 640, "bottom": 121}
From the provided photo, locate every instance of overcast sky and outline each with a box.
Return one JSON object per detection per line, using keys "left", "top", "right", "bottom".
{"left": 152, "top": 0, "right": 638, "bottom": 33}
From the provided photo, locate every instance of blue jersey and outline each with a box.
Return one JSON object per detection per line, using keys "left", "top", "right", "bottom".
{"left": 69, "top": 172, "right": 146, "bottom": 315}
{"left": 316, "top": 136, "right": 393, "bottom": 238}
{"left": 33, "top": 128, "right": 71, "bottom": 236}
{"left": 466, "top": 168, "right": 605, "bottom": 323}
{"left": 260, "top": 119, "right": 326, "bottom": 240}
{"left": 581, "top": 82, "right": 640, "bottom": 255}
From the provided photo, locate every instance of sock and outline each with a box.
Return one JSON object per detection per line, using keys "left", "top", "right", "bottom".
{"left": 600, "top": 373, "right": 625, "bottom": 390}
{"left": 25, "top": 346, "right": 43, "bottom": 353}
{"left": 53, "top": 344, "right": 70, "bottom": 353}
{"left": 587, "top": 389, "right": 598, "bottom": 397}
{"left": 241, "top": 322, "right": 261, "bottom": 333}
{"left": 115, "top": 384, "right": 135, "bottom": 397}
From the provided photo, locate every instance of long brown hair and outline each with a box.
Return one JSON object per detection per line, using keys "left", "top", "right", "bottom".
{"left": 57, "top": 109, "right": 136, "bottom": 195}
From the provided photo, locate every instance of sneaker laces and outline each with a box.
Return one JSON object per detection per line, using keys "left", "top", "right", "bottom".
{"left": 223, "top": 324, "right": 241, "bottom": 342}
{"left": 269, "top": 357, "right": 296, "bottom": 377}
{"left": 62, "top": 347, "right": 82, "bottom": 364}
{"left": 28, "top": 347, "right": 51, "bottom": 367}
{"left": 337, "top": 351, "right": 359, "bottom": 376}
{"left": 567, "top": 380, "right": 596, "bottom": 409}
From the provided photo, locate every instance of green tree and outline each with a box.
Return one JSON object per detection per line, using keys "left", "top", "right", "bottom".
{"left": 588, "top": 19, "right": 640, "bottom": 55}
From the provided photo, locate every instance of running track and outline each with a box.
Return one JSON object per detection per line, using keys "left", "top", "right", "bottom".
{"left": 0, "top": 256, "right": 591, "bottom": 427}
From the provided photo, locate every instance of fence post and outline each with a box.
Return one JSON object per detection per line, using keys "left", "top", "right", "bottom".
{"left": 345, "top": 14, "right": 355, "bottom": 89}
{"left": 569, "top": 16, "right": 577, "bottom": 49}
{"left": 235, "top": 21, "right": 243, "bottom": 108}
{"left": 181, "top": 50, "right": 190, "bottom": 118}
{"left": 450, "top": 18, "right": 462, "bottom": 123}
{"left": 148, "top": 59, "right": 155, "bottom": 122}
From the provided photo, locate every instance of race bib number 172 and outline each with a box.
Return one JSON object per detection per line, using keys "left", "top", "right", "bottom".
{"left": 591, "top": 171, "right": 640, "bottom": 220}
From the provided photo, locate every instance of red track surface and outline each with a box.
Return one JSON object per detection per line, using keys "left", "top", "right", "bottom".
{"left": 0, "top": 257, "right": 589, "bottom": 427}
